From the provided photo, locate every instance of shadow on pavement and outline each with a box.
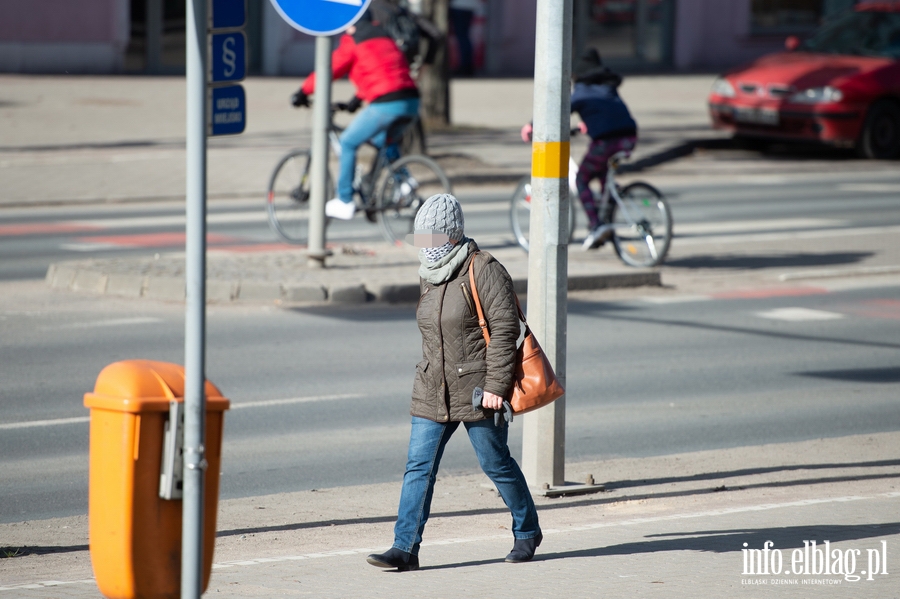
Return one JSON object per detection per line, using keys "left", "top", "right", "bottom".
{"left": 213, "top": 460, "right": 900, "bottom": 540}
{"left": 663, "top": 252, "right": 873, "bottom": 270}
{"left": 534, "top": 522, "right": 900, "bottom": 561}
{"left": 796, "top": 366, "right": 900, "bottom": 384}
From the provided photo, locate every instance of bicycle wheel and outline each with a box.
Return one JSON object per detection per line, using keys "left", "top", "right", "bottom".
{"left": 267, "top": 149, "right": 333, "bottom": 245}
{"left": 377, "top": 155, "right": 451, "bottom": 245}
{"left": 509, "top": 176, "right": 576, "bottom": 253}
{"left": 610, "top": 182, "right": 672, "bottom": 267}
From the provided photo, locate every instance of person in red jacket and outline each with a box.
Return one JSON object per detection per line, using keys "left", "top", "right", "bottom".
{"left": 292, "top": 10, "right": 420, "bottom": 220}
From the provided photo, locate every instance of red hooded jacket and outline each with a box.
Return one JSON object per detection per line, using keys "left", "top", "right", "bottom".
{"left": 301, "top": 34, "right": 418, "bottom": 103}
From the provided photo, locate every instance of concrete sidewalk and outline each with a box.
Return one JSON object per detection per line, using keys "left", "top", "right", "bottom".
{"left": 0, "top": 74, "right": 721, "bottom": 207}
{"left": 1, "top": 431, "right": 898, "bottom": 597}
{"left": 44, "top": 239, "right": 661, "bottom": 305}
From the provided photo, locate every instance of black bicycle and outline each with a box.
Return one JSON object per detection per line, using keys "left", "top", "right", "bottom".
{"left": 267, "top": 103, "right": 450, "bottom": 245}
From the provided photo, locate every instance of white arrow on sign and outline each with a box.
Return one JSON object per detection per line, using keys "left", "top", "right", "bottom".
{"left": 323, "top": 0, "right": 363, "bottom": 4}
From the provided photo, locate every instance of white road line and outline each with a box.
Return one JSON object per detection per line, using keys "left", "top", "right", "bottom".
{"left": 74, "top": 211, "right": 268, "bottom": 229}
{"left": 838, "top": 183, "right": 900, "bottom": 193}
{"left": 0, "top": 579, "right": 95, "bottom": 592}
{"left": 0, "top": 394, "right": 364, "bottom": 431}
{"left": 756, "top": 307, "right": 845, "bottom": 322}
{"left": 58, "top": 242, "right": 120, "bottom": 252}
{"left": 40, "top": 317, "right": 163, "bottom": 330}
{"left": 229, "top": 394, "right": 363, "bottom": 409}
{"left": 0, "top": 417, "right": 90, "bottom": 431}
{"left": 641, "top": 295, "right": 713, "bottom": 304}
{"left": 675, "top": 224, "right": 900, "bottom": 246}
{"left": 675, "top": 218, "right": 842, "bottom": 236}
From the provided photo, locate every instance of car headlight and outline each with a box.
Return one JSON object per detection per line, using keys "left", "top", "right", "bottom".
{"left": 711, "top": 77, "right": 736, "bottom": 98}
{"left": 789, "top": 86, "right": 844, "bottom": 104}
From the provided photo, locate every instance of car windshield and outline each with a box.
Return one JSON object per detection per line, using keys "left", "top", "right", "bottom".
{"left": 801, "top": 10, "right": 900, "bottom": 58}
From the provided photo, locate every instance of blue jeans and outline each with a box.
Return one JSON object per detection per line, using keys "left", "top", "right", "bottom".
{"left": 337, "top": 98, "right": 420, "bottom": 203}
{"left": 392, "top": 417, "right": 541, "bottom": 556}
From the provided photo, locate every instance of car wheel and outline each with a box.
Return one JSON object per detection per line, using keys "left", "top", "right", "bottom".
{"left": 858, "top": 99, "right": 900, "bottom": 160}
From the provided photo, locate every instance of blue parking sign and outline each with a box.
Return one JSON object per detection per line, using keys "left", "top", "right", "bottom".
{"left": 211, "top": 0, "right": 246, "bottom": 30}
{"left": 268, "top": 0, "right": 373, "bottom": 36}
{"left": 211, "top": 32, "right": 246, "bottom": 83}
{"left": 210, "top": 85, "right": 246, "bottom": 136}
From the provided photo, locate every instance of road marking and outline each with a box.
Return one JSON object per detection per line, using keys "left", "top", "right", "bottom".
{"left": 675, "top": 224, "right": 900, "bottom": 246}
{"left": 229, "top": 394, "right": 363, "bottom": 409}
{"left": 0, "top": 394, "right": 364, "bottom": 431}
{"left": 756, "top": 307, "right": 845, "bottom": 321}
{"left": 711, "top": 286, "right": 828, "bottom": 300}
{"left": 76, "top": 211, "right": 269, "bottom": 229}
{"left": 0, "top": 223, "right": 102, "bottom": 237}
{"left": 838, "top": 183, "right": 900, "bottom": 193}
{"left": 641, "top": 295, "right": 713, "bottom": 304}
{"left": 675, "top": 218, "right": 841, "bottom": 236}
{"left": 72, "top": 232, "right": 241, "bottom": 248}
{"left": 0, "top": 417, "right": 90, "bottom": 431}
{"left": 58, "top": 242, "right": 121, "bottom": 252}
{"left": 0, "top": 579, "right": 95, "bottom": 592}
{"left": 41, "top": 317, "right": 163, "bottom": 330}
{"left": 780, "top": 265, "right": 900, "bottom": 281}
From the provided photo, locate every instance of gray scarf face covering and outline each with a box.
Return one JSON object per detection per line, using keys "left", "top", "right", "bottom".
{"left": 418, "top": 238, "right": 472, "bottom": 285}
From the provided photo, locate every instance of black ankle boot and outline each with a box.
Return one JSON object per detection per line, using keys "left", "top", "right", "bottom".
{"left": 505, "top": 532, "right": 543, "bottom": 563}
{"left": 366, "top": 547, "right": 420, "bottom": 571}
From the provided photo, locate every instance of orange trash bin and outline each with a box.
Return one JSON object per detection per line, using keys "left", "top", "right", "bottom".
{"left": 84, "top": 360, "right": 230, "bottom": 599}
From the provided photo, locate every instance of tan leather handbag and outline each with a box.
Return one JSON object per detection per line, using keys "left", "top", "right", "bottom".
{"left": 468, "top": 255, "right": 565, "bottom": 414}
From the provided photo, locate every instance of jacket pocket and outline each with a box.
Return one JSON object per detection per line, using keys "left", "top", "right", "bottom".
{"left": 412, "top": 359, "right": 430, "bottom": 400}
{"left": 460, "top": 282, "right": 475, "bottom": 316}
{"left": 455, "top": 359, "right": 487, "bottom": 408}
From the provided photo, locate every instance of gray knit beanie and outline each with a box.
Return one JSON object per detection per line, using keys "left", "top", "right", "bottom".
{"left": 414, "top": 193, "right": 465, "bottom": 246}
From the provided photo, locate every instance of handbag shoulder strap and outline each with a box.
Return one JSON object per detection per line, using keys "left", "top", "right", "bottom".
{"left": 468, "top": 252, "right": 527, "bottom": 349}
{"left": 468, "top": 255, "right": 490, "bottom": 345}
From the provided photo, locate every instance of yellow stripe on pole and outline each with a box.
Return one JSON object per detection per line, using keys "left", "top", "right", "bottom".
{"left": 531, "top": 141, "right": 569, "bottom": 179}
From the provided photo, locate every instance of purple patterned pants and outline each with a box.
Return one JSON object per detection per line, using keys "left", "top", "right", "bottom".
{"left": 575, "top": 136, "right": 637, "bottom": 230}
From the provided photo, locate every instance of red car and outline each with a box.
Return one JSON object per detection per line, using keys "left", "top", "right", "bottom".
{"left": 708, "top": 2, "right": 900, "bottom": 159}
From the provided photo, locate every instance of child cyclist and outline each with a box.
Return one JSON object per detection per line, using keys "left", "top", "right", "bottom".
{"left": 522, "top": 48, "right": 638, "bottom": 250}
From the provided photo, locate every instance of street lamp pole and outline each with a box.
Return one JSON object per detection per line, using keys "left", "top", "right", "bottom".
{"left": 307, "top": 36, "right": 333, "bottom": 269}
{"left": 522, "top": 0, "right": 573, "bottom": 490}
{"left": 183, "top": 0, "right": 207, "bottom": 597}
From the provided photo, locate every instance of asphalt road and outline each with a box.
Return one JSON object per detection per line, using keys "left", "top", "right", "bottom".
{"left": 2, "top": 165, "right": 900, "bottom": 523}
{"left": 1, "top": 275, "right": 899, "bottom": 523}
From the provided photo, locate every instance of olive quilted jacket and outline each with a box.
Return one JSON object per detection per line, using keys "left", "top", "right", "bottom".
{"left": 411, "top": 245, "right": 520, "bottom": 422}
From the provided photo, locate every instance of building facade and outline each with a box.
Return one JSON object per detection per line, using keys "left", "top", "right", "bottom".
{"left": 0, "top": 0, "right": 865, "bottom": 76}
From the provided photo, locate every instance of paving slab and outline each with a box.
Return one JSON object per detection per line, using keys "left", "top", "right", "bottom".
{"left": 45, "top": 241, "right": 662, "bottom": 305}
{"left": 1, "top": 431, "right": 897, "bottom": 597}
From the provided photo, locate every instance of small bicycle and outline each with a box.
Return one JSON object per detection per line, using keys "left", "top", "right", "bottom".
{"left": 267, "top": 103, "right": 451, "bottom": 246}
{"left": 510, "top": 150, "right": 673, "bottom": 267}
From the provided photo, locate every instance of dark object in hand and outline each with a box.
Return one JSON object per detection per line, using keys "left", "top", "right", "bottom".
{"left": 335, "top": 96, "right": 362, "bottom": 113}
{"left": 291, "top": 90, "right": 309, "bottom": 107}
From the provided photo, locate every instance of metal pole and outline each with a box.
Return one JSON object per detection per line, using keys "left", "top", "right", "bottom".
{"left": 183, "top": 0, "right": 207, "bottom": 596}
{"left": 522, "top": 0, "right": 572, "bottom": 490}
{"left": 307, "top": 35, "right": 333, "bottom": 269}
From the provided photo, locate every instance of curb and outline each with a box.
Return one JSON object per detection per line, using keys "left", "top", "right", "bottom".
{"left": 45, "top": 262, "right": 661, "bottom": 305}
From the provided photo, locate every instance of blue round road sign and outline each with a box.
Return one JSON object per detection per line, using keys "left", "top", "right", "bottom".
{"left": 268, "top": 0, "right": 373, "bottom": 36}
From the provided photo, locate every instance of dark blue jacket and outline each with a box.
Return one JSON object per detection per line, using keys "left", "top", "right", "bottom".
{"left": 571, "top": 82, "right": 637, "bottom": 141}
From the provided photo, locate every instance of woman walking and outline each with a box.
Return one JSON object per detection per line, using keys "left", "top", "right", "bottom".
{"left": 366, "top": 193, "right": 542, "bottom": 571}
